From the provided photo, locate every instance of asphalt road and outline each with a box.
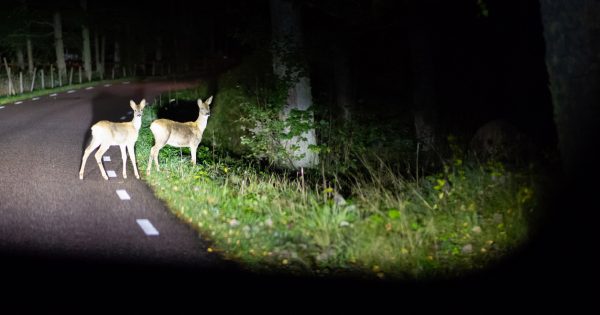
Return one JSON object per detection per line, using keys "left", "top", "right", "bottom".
{"left": 0, "top": 79, "right": 251, "bottom": 291}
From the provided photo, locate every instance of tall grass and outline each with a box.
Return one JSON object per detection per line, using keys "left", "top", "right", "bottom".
{"left": 135, "top": 91, "right": 539, "bottom": 281}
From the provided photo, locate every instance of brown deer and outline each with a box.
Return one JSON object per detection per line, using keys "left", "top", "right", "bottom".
{"left": 146, "top": 96, "right": 212, "bottom": 175}
{"left": 79, "top": 99, "right": 146, "bottom": 180}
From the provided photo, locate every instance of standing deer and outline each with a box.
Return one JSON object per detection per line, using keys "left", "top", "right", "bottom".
{"left": 79, "top": 99, "right": 146, "bottom": 180}
{"left": 146, "top": 96, "right": 212, "bottom": 175}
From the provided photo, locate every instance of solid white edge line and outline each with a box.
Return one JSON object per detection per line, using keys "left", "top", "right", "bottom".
{"left": 136, "top": 219, "right": 160, "bottom": 236}
{"left": 116, "top": 189, "right": 131, "bottom": 200}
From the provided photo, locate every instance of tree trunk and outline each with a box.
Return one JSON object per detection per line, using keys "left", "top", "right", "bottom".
{"left": 81, "top": 0, "right": 92, "bottom": 82}
{"left": 408, "top": 1, "right": 437, "bottom": 153}
{"left": 101, "top": 35, "right": 106, "bottom": 78}
{"left": 114, "top": 41, "right": 121, "bottom": 68}
{"left": 26, "top": 37, "right": 33, "bottom": 75}
{"left": 53, "top": 11, "right": 67, "bottom": 83}
{"left": 333, "top": 42, "right": 354, "bottom": 122}
{"left": 270, "top": 0, "right": 319, "bottom": 169}
{"left": 539, "top": 0, "right": 600, "bottom": 181}
{"left": 16, "top": 47, "right": 25, "bottom": 71}
{"left": 94, "top": 32, "right": 101, "bottom": 76}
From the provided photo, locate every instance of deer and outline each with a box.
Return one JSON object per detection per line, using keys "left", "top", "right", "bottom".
{"left": 79, "top": 99, "right": 146, "bottom": 180}
{"left": 146, "top": 96, "right": 212, "bottom": 175}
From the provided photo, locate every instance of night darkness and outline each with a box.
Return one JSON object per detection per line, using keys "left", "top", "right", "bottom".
{"left": 0, "top": 0, "right": 593, "bottom": 308}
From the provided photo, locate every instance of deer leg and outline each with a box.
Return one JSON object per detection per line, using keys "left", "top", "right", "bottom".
{"left": 127, "top": 144, "right": 140, "bottom": 179}
{"left": 79, "top": 137, "right": 100, "bottom": 180}
{"left": 191, "top": 145, "right": 197, "bottom": 165}
{"left": 94, "top": 144, "right": 111, "bottom": 180}
{"left": 119, "top": 145, "right": 128, "bottom": 179}
{"left": 154, "top": 146, "right": 161, "bottom": 171}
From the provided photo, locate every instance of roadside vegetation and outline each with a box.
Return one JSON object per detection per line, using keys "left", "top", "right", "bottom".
{"left": 134, "top": 56, "right": 548, "bottom": 281}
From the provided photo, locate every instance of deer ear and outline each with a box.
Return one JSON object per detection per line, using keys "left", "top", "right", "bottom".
{"left": 129, "top": 100, "right": 136, "bottom": 109}
{"left": 205, "top": 95, "right": 213, "bottom": 106}
{"left": 140, "top": 99, "right": 146, "bottom": 109}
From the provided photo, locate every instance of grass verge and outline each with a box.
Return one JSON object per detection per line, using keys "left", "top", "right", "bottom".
{"left": 135, "top": 89, "right": 542, "bottom": 281}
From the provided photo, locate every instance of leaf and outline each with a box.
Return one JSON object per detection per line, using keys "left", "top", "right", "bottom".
{"left": 387, "top": 209, "right": 401, "bottom": 219}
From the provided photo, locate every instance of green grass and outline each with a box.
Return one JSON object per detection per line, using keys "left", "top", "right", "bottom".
{"left": 0, "top": 77, "right": 136, "bottom": 106}
{"left": 135, "top": 91, "right": 540, "bottom": 281}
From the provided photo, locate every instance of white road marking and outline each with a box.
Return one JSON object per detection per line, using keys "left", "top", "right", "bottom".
{"left": 120, "top": 116, "right": 126, "bottom": 120}
{"left": 122, "top": 81, "right": 130, "bottom": 84}
{"left": 0, "top": 106, "right": 4, "bottom": 109}
{"left": 116, "top": 189, "right": 131, "bottom": 200}
{"left": 104, "top": 84, "right": 112, "bottom": 87}
{"left": 85, "top": 86, "right": 94, "bottom": 90}
{"left": 32, "top": 97, "right": 40, "bottom": 101}
{"left": 15, "top": 101, "right": 23, "bottom": 104}
{"left": 136, "top": 219, "right": 159, "bottom": 236}
{"left": 107, "top": 170, "right": 117, "bottom": 178}
{"left": 67, "top": 90, "right": 76, "bottom": 93}
{"left": 127, "top": 110, "right": 133, "bottom": 114}
{"left": 50, "top": 93, "right": 58, "bottom": 97}
{"left": 103, "top": 156, "right": 111, "bottom": 162}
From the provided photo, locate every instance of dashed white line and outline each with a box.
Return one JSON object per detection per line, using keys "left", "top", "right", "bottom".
{"left": 50, "top": 93, "right": 58, "bottom": 97}
{"left": 0, "top": 106, "right": 4, "bottom": 109}
{"left": 122, "top": 81, "right": 130, "bottom": 84}
{"left": 85, "top": 86, "right": 94, "bottom": 90}
{"left": 107, "top": 170, "right": 117, "bottom": 178}
{"left": 103, "top": 156, "right": 111, "bottom": 162}
{"left": 67, "top": 90, "right": 76, "bottom": 93}
{"left": 136, "top": 219, "right": 159, "bottom": 236}
{"left": 104, "top": 84, "right": 112, "bottom": 87}
{"left": 14, "top": 101, "right": 23, "bottom": 105}
{"left": 127, "top": 110, "right": 133, "bottom": 114}
{"left": 32, "top": 97, "right": 40, "bottom": 101}
{"left": 116, "top": 189, "right": 131, "bottom": 200}
{"left": 120, "top": 116, "right": 127, "bottom": 120}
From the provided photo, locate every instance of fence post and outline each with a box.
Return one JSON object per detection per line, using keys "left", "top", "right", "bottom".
{"left": 50, "top": 65, "right": 54, "bottom": 88}
{"left": 68, "top": 67, "right": 73, "bottom": 85}
{"left": 30, "top": 67, "right": 37, "bottom": 92}
{"left": 41, "top": 69, "right": 45, "bottom": 89}
{"left": 19, "top": 71, "right": 23, "bottom": 94}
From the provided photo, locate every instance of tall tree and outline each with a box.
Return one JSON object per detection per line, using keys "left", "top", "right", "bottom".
{"left": 81, "top": 0, "right": 92, "bottom": 81}
{"left": 53, "top": 10, "right": 67, "bottom": 83}
{"left": 53, "top": 11, "right": 67, "bottom": 83}
{"left": 269, "top": 0, "right": 319, "bottom": 169}
{"left": 539, "top": 0, "right": 600, "bottom": 181}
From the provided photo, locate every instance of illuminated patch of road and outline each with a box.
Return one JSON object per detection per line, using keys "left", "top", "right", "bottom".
{"left": 136, "top": 219, "right": 160, "bottom": 236}
{"left": 116, "top": 189, "right": 131, "bottom": 200}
